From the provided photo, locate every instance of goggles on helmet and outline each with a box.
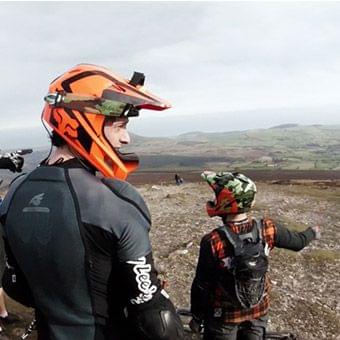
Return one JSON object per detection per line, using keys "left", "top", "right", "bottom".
{"left": 44, "top": 92, "right": 140, "bottom": 118}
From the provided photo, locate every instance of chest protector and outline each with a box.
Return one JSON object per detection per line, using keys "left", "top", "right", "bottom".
{"left": 217, "top": 220, "right": 269, "bottom": 309}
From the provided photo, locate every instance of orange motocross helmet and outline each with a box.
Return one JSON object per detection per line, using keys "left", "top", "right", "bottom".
{"left": 42, "top": 64, "right": 171, "bottom": 180}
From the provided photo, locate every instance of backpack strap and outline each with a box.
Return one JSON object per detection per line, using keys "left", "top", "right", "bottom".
{"left": 217, "top": 226, "right": 248, "bottom": 257}
{"left": 217, "top": 218, "right": 264, "bottom": 256}
{"left": 253, "top": 218, "right": 263, "bottom": 243}
{"left": 218, "top": 226, "right": 240, "bottom": 251}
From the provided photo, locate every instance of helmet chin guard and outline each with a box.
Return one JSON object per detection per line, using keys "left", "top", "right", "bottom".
{"left": 42, "top": 64, "right": 171, "bottom": 180}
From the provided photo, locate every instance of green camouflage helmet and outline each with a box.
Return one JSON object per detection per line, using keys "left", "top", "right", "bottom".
{"left": 201, "top": 171, "right": 257, "bottom": 216}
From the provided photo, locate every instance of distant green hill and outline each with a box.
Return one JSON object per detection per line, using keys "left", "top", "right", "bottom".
{"left": 1, "top": 125, "right": 339, "bottom": 178}
{"left": 128, "top": 124, "right": 340, "bottom": 170}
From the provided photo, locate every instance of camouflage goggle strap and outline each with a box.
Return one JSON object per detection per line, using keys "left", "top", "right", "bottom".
{"left": 44, "top": 92, "right": 139, "bottom": 117}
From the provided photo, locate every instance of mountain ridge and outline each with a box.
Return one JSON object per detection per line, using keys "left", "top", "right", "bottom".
{"left": 0, "top": 124, "right": 338, "bottom": 181}
{"left": 1, "top": 123, "right": 339, "bottom": 149}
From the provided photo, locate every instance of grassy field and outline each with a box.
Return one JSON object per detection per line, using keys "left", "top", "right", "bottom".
{"left": 126, "top": 125, "right": 340, "bottom": 171}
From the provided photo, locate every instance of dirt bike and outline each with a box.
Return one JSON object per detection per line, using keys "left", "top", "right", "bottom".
{"left": 177, "top": 308, "right": 297, "bottom": 340}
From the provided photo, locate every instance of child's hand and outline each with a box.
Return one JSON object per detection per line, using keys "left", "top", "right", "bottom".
{"left": 312, "top": 225, "right": 321, "bottom": 240}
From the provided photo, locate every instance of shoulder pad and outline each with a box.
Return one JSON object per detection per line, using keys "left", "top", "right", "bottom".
{"left": 102, "top": 178, "right": 151, "bottom": 225}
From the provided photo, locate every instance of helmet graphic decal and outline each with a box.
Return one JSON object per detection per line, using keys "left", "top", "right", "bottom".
{"left": 201, "top": 171, "right": 257, "bottom": 217}
{"left": 51, "top": 109, "right": 79, "bottom": 139}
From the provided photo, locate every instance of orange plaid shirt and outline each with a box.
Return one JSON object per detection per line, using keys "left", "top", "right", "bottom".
{"left": 207, "top": 218, "right": 276, "bottom": 323}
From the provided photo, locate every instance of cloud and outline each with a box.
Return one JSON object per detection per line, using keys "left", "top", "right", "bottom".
{"left": 0, "top": 2, "right": 339, "bottom": 134}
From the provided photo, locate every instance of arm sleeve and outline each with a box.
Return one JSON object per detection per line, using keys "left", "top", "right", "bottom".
{"left": 103, "top": 179, "right": 184, "bottom": 338}
{"left": 0, "top": 175, "right": 33, "bottom": 306}
{"left": 0, "top": 228, "right": 5, "bottom": 282}
{"left": 190, "top": 236, "right": 215, "bottom": 320}
{"left": 114, "top": 209, "right": 158, "bottom": 307}
{"left": 116, "top": 220, "right": 152, "bottom": 262}
{"left": 1, "top": 237, "right": 34, "bottom": 307}
{"left": 121, "top": 252, "right": 161, "bottom": 308}
{"left": 275, "top": 224, "right": 316, "bottom": 251}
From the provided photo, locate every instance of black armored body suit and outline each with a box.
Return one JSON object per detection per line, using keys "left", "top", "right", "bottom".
{"left": 0, "top": 160, "right": 181, "bottom": 340}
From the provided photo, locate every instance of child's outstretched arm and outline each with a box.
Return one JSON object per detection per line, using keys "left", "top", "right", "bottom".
{"left": 275, "top": 223, "right": 321, "bottom": 251}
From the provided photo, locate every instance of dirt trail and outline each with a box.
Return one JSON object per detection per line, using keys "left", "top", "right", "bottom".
{"left": 2, "top": 181, "right": 340, "bottom": 339}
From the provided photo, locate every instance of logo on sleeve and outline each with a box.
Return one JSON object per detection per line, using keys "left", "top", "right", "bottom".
{"left": 127, "top": 257, "right": 157, "bottom": 304}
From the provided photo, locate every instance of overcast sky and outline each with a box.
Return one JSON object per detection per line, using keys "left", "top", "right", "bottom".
{"left": 0, "top": 1, "right": 340, "bottom": 136}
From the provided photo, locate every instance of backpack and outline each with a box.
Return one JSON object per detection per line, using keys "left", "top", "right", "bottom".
{"left": 217, "top": 219, "right": 269, "bottom": 309}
